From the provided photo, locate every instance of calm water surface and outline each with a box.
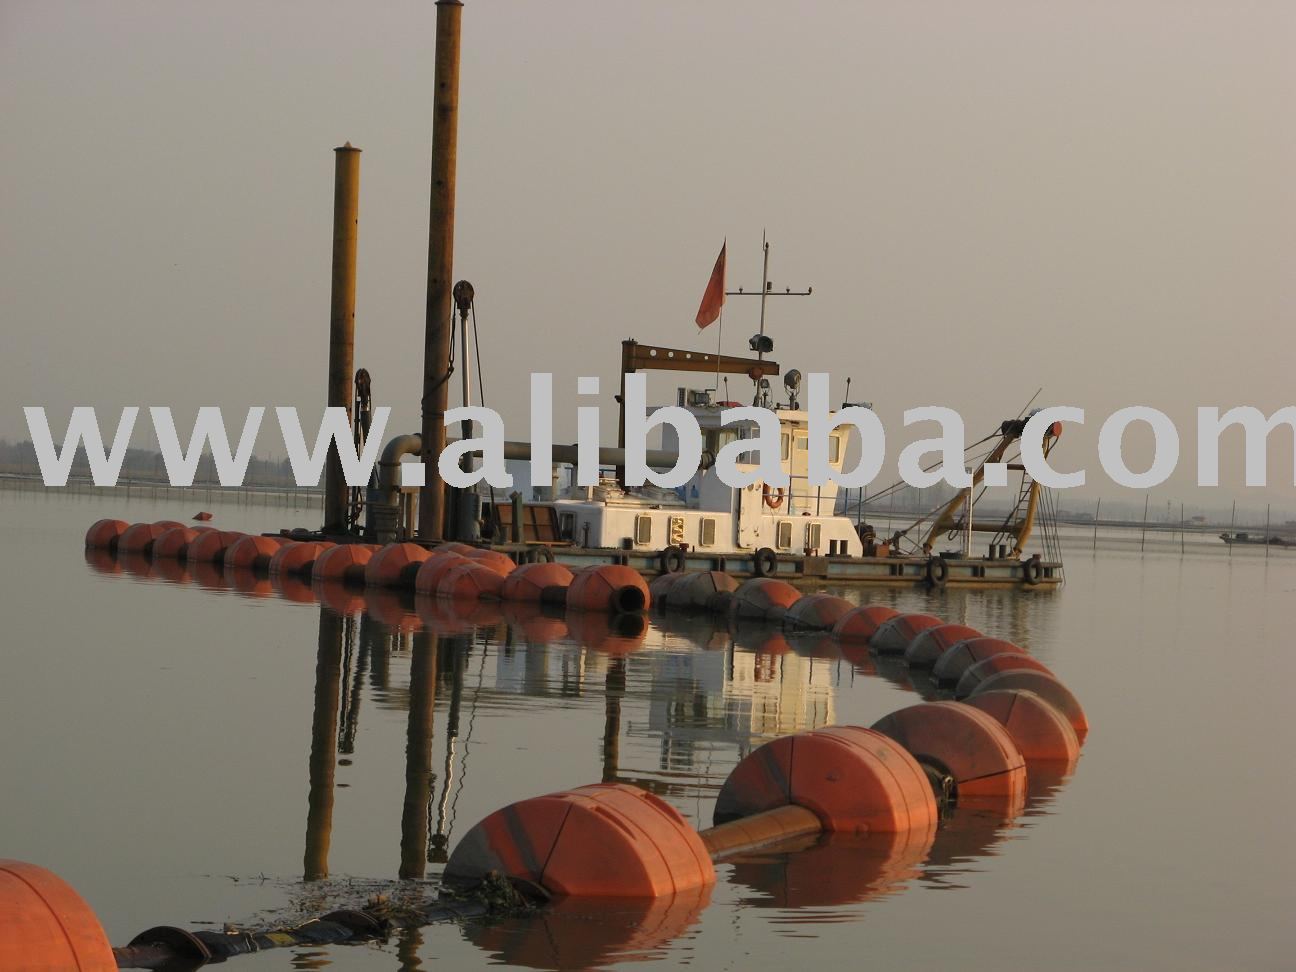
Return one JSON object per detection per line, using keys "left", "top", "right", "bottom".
{"left": 1, "top": 489, "right": 1293, "bottom": 970}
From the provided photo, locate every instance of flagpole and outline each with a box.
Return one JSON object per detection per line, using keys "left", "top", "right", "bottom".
{"left": 714, "top": 309, "right": 724, "bottom": 398}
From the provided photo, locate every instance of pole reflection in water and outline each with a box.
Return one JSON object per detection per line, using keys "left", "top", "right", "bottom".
{"left": 430, "top": 633, "right": 470, "bottom": 864}
{"left": 602, "top": 656, "right": 627, "bottom": 783}
{"left": 338, "top": 614, "right": 375, "bottom": 756}
{"left": 399, "top": 630, "right": 439, "bottom": 880}
{"left": 304, "top": 607, "right": 346, "bottom": 882}
{"left": 395, "top": 924, "right": 424, "bottom": 972}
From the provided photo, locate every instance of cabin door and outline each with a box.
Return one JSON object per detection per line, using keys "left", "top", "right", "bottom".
{"left": 737, "top": 483, "right": 761, "bottom": 549}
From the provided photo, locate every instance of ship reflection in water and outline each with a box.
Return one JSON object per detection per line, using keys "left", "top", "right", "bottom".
{"left": 84, "top": 551, "right": 1076, "bottom": 969}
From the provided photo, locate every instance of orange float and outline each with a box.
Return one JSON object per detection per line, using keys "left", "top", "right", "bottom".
{"left": 870, "top": 701, "right": 1027, "bottom": 803}
{"left": 965, "top": 689, "right": 1080, "bottom": 764}
{"left": 0, "top": 859, "right": 115, "bottom": 972}
{"left": 648, "top": 570, "right": 689, "bottom": 607}
{"left": 970, "top": 670, "right": 1088, "bottom": 742}
{"left": 783, "top": 593, "right": 854, "bottom": 631}
{"left": 499, "top": 562, "right": 574, "bottom": 602}
{"left": 268, "top": 541, "right": 334, "bottom": 578}
{"left": 116, "top": 522, "right": 170, "bottom": 554}
{"left": 668, "top": 570, "right": 739, "bottom": 611}
{"left": 464, "top": 548, "right": 518, "bottom": 577}
{"left": 310, "top": 543, "right": 374, "bottom": 584}
{"left": 437, "top": 560, "right": 507, "bottom": 600}
{"left": 444, "top": 783, "right": 715, "bottom": 898}
{"left": 565, "top": 565, "right": 650, "bottom": 614}
{"left": 153, "top": 520, "right": 185, "bottom": 531}
{"left": 954, "top": 653, "right": 1053, "bottom": 698}
{"left": 223, "top": 535, "right": 287, "bottom": 571}
{"left": 904, "top": 623, "right": 981, "bottom": 669}
{"left": 184, "top": 530, "right": 247, "bottom": 565}
{"left": 831, "top": 604, "right": 900, "bottom": 642}
{"left": 869, "top": 613, "right": 944, "bottom": 655}
{"left": 413, "top": 552, "right": 469, "bottom": 596}
{"left": 713, "top": 726, "right": 938, "bottom": 835}
{"left": 84, "top": 518, "right": 129, "bottom": 550}
{"left": 364, "top": 542, "right": 433, "bottom": 588}
{"left": 728, "top": 577, "right": 800, "bottom": 620}
{"left": 152, "top": 527, "right": 199, "bottom": 560}
{"left": 930, "top": 636, "right": 1024, "bottom": 685}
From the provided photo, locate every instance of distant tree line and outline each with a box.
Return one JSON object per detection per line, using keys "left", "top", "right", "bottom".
{"left": 0, "top": 439, "right": 304, "bottom": 488}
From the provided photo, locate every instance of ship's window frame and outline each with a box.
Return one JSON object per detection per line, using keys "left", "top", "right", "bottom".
{"left": 559, "top": 511, "right": 576, "bottom": 540}
{"left": 828, "top": 434, "right": 841, "bottom": 464}
{"left": 776, "top": 520, "right": 793, "bottom": 549}
{"left": 634, "top": 514, "right": 653, "bottom": 545}
{"left": 780, "top": 432, "right": 791, "bottom": 461}
{"left": 699, "top": 517, "right": 716, "bottom": 547}
{"left": 806, "top": 522, "right": 822, "bottom": 551}
{"left": 794, "top": 432, "right": 808, "bottom": 453}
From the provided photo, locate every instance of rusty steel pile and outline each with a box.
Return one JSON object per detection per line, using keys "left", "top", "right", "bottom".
{"left": 0, "top": 518, "right": 1089, "bottom": 969}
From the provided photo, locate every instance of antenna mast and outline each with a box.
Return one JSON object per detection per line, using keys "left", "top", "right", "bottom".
{"left": 726, "top": 234, "right": 812, "bottom": 404}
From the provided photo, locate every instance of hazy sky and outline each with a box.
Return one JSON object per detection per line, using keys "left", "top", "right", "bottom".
{"left": 2, "top": 1, "right": 1293, "bottom": 512}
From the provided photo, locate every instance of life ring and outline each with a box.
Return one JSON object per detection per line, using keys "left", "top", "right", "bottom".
{"left": 753, "top": 546, "right": 778, "bottom": 577}
{"left": 1022, "top": 557, "right": 1044, "bottom": 586}
{"left": 925, "top": 556, "right": 949, "bottom": 588}
{"left": 761, "top": 483, "right": 785, "bottom": 509}
{"left": 658, "top": 545, "right": 686, "bottom": 574}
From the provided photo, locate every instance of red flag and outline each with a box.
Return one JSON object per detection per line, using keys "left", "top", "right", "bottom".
{"left": 695, "top": 241, "right": 726, "bottom": 328}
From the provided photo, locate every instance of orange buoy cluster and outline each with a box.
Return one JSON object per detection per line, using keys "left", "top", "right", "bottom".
{"left": 445, "top": 676, "right": 1083, "bottom": 899}
{"left": 85, "top": 520, "right": 661, "bottom": 617}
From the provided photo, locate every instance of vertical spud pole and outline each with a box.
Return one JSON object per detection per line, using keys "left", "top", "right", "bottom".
{"left": 325, "top": 143, "right": 360, "bottom": 534}
{"left": 418, "top": 0, "right": 464, "bottom": 541}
